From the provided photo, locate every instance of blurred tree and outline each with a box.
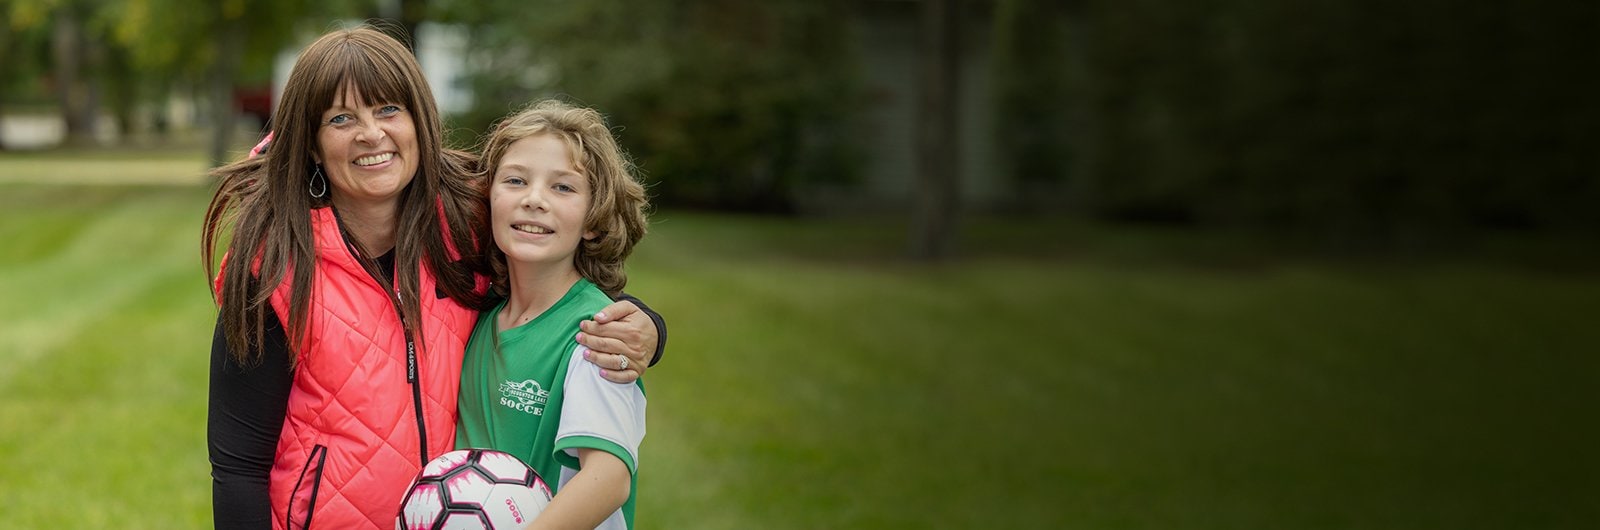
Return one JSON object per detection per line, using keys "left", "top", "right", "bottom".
{"left": 50, "top": 0, "right": 97, "bottom": 146}
{"left": 8, "top": 1, "right": 427, "bottom": 154}
{"left": 1, "top": 2, "right": 23, "bottom": 148}
{"left": 991, "top": 0, "right": 1076, "bottom": 212}
{"left": 1070, "top": 0, "right": 1600, "bottom": 245}
{"left": 69, "top": 0, "right": 152, "bottom": 144}
{"left": 368, "top": 0, "right": 426, "bottom": 50}
{"left": 438, "top": 0, "right": 864, "bottom": 212}
{"left": 0, "top": 5, "right": 7, "bottom": 149}
{"left": 397, "top": 0, "right": 426, "bottom": 49}
{"left": 207, "top": 2, "right": 246, "bottom": 164}
{"left": 1, "top": 1, "right": 56, "bottom": 149}
{"left": 910, "top": 0, "right": 961, "bottom": 259}
{"left": 12, "top": 0, "right": 140, "bottom": 147}
{"left": 110, "top": 0, "right": 332, "bottom": 162}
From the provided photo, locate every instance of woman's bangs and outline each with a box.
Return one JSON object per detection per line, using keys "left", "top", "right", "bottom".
{"left": 322, "top": 42, "right": 412, "bottom": 109}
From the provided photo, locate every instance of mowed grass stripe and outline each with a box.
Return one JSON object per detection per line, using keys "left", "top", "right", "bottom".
{"left": 0, "top": 184, "right": 212, "bottom": 529}
{"left": 0, "top": 271, "right": 212, "bottom": 529}
{"left": 0, "top": 185, "right": 207, "bottom": 386}
{"left": 0, "top": 184, "right": 211, "bottom": 528}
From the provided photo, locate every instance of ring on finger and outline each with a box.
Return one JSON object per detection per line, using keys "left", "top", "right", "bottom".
{"left": 619, "top": 355, "right": 628, "bottom": 371}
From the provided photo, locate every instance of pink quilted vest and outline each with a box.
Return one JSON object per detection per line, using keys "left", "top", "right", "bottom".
{"left": 265, "top": 207, "right": 478, "bottom": 529}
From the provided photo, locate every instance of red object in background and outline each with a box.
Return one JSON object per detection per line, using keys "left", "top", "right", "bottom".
{"left": 233, "top": 86, "right": 273, "bottom": 129}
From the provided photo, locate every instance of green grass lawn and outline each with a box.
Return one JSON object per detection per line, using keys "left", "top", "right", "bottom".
{"left": 1, "top": 165, "right": 1596, "bottom": 528}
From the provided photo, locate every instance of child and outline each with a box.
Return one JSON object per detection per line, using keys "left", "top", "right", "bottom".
{"left": 454, "top": 99, "right": 650, "bottom": 529}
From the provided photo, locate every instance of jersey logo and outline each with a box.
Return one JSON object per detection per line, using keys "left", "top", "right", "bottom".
{"left": 498, "top": 379, "right": 549, "bottom": 415}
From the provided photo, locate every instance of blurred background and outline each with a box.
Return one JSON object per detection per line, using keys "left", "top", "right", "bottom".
{"left": 1, "top": 0, "right": 1597, "bottom": 528}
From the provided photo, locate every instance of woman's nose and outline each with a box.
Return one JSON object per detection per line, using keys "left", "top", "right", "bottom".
{"left": 357, "top": 118, "right": 385, "bottom": 144}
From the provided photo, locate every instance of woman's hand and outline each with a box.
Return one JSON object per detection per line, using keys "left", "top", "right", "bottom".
{"left": 576, "top": 300, "right": 658, "bottom": 383}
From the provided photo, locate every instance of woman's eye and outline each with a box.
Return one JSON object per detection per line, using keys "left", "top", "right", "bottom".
{"left": 379, "top": 105, "right": 402, "bottom": 115}
{"left": 328, "top": 114, "right": 351, "bottom": 125}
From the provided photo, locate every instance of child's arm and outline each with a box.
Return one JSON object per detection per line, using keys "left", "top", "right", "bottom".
{"left": 525, "top": 449, "right": 631, "bottom": 530}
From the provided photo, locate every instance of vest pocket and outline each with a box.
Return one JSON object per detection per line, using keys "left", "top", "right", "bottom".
{"left": 286, "top": 444, "right": 328, "bottom": 529}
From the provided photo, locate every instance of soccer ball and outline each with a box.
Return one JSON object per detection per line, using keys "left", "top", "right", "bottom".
{"left": 396, "top": 449, "right": 553, "bottom": 530}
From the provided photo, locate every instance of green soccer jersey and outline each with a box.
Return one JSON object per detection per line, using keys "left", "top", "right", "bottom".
{"left": 456, "top": 279, "right": 646, "bottom": 530}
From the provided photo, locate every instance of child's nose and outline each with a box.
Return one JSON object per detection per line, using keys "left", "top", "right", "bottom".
{"left": 521, "top": 188, "right": 546, "bottom": 209}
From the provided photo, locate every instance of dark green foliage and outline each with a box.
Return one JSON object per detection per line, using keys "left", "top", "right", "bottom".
{"left": 0, "top": 4, "right": 53, "bottom": 107}
{"left": 991, "top": 0, "right": 1077, "bottom": 204}
{"left": 439, "top": 0, "right": 864, "bottom": 212}
{"left": 1065, "top": 0, "right": 1600, "bottom": 244}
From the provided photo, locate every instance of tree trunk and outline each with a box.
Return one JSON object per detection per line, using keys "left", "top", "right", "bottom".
{"left": 910, "top": 0, "right": 962, "bottom": 260}
{"left": 105, "top": 44, "right": 137, "bottom": 144}
{"left": 0, "top": 18, "right": 10, "bottom": 151}
{"left": 374, "top": 0, "right": 428, "bottom": 50}
{"left": 208, "top": 19, "right": 245, "bottom": 167}
{"left": 401, "top": 0, "right": 428, "bottom": 50}
{"left": 53, "top": 5, "right": 97, "bottom": 147}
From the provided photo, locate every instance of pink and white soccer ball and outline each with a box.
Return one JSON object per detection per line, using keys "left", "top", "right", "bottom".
{"left": 397, "top": 449, "right": 553, "bottom": 530}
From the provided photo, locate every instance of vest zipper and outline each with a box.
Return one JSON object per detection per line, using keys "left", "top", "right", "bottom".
{"left": 392, "top": 287, "right": 430, "bottom": 466}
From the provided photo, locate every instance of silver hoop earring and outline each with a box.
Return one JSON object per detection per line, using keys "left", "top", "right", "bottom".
{"left": 309, "top": 165, "right": 328, "bottom": 199}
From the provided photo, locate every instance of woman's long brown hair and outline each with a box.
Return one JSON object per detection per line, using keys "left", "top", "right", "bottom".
{"left": 202, "top": 25, "right": 489, "bottom": 366}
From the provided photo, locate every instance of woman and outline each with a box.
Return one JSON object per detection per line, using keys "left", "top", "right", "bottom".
{"left": 202, "top": 26, "right": 665, "bottom": 530}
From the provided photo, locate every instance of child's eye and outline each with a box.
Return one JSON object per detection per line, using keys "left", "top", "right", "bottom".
{"left": 502, "top": 176, "right": 526, "bottom": 186}
{"left": 554, "top": 183, "right": 576, "bottom": 193}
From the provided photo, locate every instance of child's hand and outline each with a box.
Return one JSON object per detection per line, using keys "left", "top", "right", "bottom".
{"left": 577, "top": 300, "right": 656, "bottom": 383}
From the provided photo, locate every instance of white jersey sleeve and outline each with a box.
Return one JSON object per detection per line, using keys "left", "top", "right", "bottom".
{"left": 555, "top": 344, "right": 647, "bottom": 473}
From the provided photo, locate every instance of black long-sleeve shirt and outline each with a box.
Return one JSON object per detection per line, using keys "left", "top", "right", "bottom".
{"left": 207, "top": 251, "right": 666, "bottom": 529}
